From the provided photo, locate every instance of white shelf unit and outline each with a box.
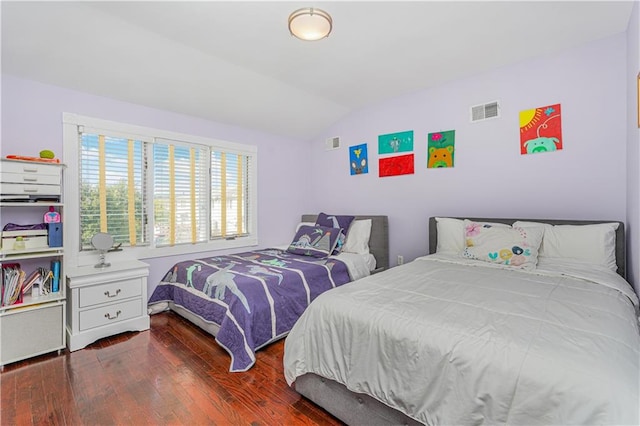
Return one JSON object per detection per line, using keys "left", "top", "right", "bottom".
{"left": 0, "top": 160, "right": 66, "bottom": 368}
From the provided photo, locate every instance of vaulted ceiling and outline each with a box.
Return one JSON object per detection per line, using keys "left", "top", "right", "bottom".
{"left": 2, "top": 1, "right": 634, "bottom": 139}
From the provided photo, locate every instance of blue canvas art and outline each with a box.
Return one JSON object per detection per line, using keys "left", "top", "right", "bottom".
{"left": 349, "top": 143, "right": 368, "bottom": 175}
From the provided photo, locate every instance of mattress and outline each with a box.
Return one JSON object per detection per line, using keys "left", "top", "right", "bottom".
{"left": 284, "top": 253, "right": 640, "bottom": 424}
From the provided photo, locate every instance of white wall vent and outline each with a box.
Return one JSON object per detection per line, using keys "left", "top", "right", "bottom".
{"left": 325, "top": 136, "right": 340, "bottom": 150}
{"left": 470, "top": 101, "right": 500, "bottom": 122}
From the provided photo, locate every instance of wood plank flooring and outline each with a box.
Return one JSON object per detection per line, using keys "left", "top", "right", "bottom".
{"left": 0, "top": 312, "right": 343, "bottom": 425}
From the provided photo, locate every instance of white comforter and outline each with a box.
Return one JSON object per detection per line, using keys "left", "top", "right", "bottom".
{"left": 284, "top": 254, "right": 640, "bottom": 425}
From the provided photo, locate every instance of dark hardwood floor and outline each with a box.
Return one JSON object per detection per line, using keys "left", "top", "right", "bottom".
{"left": 1, "top": 312, "right": 343, "bottom": 425}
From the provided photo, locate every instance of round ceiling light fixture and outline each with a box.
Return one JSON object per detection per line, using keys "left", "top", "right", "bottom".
{"left": 288, "top": 7, "right": 332, "bottom": 41}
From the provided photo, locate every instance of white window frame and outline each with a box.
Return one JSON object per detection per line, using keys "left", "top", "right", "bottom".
{"left": 63, "top": 113, "right": 258, "bottom": 268}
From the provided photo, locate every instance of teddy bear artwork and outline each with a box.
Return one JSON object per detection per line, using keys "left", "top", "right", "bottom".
{"left": 427, "top": 130, "right": 455, "bottom": 168}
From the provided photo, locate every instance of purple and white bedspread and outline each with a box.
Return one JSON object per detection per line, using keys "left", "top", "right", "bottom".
{"left": 148, "top": 249, "right": 351, "bottom": 372}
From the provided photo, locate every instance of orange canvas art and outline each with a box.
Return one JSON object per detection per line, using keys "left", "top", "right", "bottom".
{"left": 519, "top": 103, "right": 562, "bottom": 155}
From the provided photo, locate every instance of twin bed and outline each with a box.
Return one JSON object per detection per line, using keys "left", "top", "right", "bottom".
{"left": 284, "top": 217, "right": 640, "bottom": 425}
{"left": 148, "top": 214, "right": 389, "bottom": 372}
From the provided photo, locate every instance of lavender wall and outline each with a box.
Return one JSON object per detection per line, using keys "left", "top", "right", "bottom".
{"left": 308, "top": 35, "right": 629, "bottom": 271}
{"left": 1, "top": 75, "right": 308, "bottom": 291}
{"left": 626, "top": 1, "right": 640, "bottom": 292}
{"left": 1, "top": 32, "right": 634, "bottom": 294}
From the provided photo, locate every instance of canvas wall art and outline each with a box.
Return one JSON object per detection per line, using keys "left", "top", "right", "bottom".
{"left": 349, "top": 143, "right": 368, "bottom": 175}
{"left": 378, "top": 130, "right": 413, "bottom": 154}
{"left": 427, "top": 130, "right": 455, "bottom": 168}
{"left": 519, "top": 103, "right": 563, "bottom": 155}
{"left": 379, "top": 154, "right": 414, "bottom": 178}
{"left": 378, "top": 130, "right": 414, "bottom": 177}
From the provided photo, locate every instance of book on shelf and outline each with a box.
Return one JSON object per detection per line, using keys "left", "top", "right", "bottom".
{"left": 22, "top": 269, "right": 41, "bottom": 295}
{"left": 1, "top": 263, "right": 25, "bottom": 306}
{"left": 51, "top": 260, "right": 60, "bottom": 292}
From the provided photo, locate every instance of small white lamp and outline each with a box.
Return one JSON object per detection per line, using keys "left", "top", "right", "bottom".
{"left": 288, "top": 8, "right": 332, "bottom": 41}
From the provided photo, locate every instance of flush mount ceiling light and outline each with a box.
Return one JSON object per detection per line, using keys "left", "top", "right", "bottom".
{"left": 288, "top": 7, "right": 332, "bottom": 41}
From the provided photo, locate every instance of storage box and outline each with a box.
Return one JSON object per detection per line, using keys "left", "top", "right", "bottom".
{"left": 1, "top": 229, "right": 49, "bottom": 251}
{"left": 47, "top": 223, "right": 62, "bottom": 248}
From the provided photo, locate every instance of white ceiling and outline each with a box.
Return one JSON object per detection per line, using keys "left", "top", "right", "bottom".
{"left": 1, "top": 1, "right": 634, "bottom": 140}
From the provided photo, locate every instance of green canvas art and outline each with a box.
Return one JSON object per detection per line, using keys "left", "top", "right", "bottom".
{"left": 378, "top": 130, "right": 414, "bottom": 155}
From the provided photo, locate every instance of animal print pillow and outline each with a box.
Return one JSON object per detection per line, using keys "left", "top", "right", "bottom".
{"left": 315, "top": 212, "right": 355, "bottom": 254}
{"left": 461, "top": 220, "right": 544, "bottom": 270}
{"left": 287, "top": 225, "right": 342, "bottom": 258}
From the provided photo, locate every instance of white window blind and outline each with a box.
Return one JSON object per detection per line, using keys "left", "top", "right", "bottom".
{"left": 79, "top": 132, "right": 148, "bottom": 250}
{"left": 153, "top": 140, "right": 209, "bottom": 247}
{"left": 211, "top": 151, "right": 250, "bottom": 239}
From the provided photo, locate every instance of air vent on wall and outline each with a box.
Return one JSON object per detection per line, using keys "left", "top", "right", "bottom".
{"left": 470, "top": 101, "right": 500, "bottom": 122}
{"left": 325, "top": 136, "right": 340, "bottom": 150}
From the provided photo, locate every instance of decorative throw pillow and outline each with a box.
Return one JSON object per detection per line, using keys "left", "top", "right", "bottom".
{"left": 287, "top": 225, "right": 342, "bottom": 258}
{"left": 462, "top": 220, "right": 543, "bottom": 270}
{"left": 315, "top": 212, "right": 355, "bottom": 254}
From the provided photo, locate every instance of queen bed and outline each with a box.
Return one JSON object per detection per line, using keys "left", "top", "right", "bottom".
{"left": 284, "top": 217, "right": 640, "bottom": 425}
{"left": 148, "top": 214, "right": 389, "bottom": 372}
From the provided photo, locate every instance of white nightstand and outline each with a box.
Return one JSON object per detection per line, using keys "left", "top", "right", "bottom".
{"left": 65, "top": 260, "right": 150, "bottom": 351}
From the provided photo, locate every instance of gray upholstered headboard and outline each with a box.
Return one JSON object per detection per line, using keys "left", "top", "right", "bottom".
{"left": 428, "top": 217, "right": 626, "bottom": 278}
{"left": 302, "top": 215, "right": 389, "bottom": 272}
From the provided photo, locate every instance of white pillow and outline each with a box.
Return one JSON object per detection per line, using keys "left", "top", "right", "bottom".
{"left": 462, "top": 220, "right": 544, "bottom": 270}
{"left": 343, "top": 219, "right": 372, "bottom": 255}
{"left": 513, "top": 221, "right": 619, "bottom": 271}
{"left": 435, "top": 217, "right": 465, "bottom": 254}
{"left": 435, "top": 217, "right": 510, "bottom": 254}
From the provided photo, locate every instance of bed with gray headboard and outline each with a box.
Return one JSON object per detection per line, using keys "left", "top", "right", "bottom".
{"left": 286, "top": 217, "right": 637, "bottom": 425}
{"left": 148, "top": 213, "right": 389, "bottom": 372}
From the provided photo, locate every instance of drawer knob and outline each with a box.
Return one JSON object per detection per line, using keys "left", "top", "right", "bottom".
{"left": 104, "top": 289, "right": 121, "bottom": 298}
{"left": 23, "top": 177, "right": 38, "bottom": 182}
{"left": 104, "top": 310, "right": 122, "bottom": 320}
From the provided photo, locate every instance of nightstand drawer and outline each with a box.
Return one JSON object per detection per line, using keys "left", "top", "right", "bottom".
{"left": 79, "top": 279, "right": 142, "bottom": 308}
{"left": 79, "top": 299, "right": 142, "bottom": 331}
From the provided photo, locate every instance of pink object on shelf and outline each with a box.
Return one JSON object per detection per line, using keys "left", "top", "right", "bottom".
{"left": 44, "top": 206, "right": 61, "bottom": 223}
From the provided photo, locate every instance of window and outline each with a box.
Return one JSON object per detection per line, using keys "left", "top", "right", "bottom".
{"left": 210, "top": 151, "right": 250, "bottom": 239}
{"left": 79, "top": 134, "right": 147, "bottom": 250}
{"left": 152, "top": 141, "right": 209, "bottom": 247}
{"left": 63, "top": 114, "right": 257, "bottom": 266}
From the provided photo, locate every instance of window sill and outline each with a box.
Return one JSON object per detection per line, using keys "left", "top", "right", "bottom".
{"left": 72, "top": 237, "right": 258, "bottom": 268}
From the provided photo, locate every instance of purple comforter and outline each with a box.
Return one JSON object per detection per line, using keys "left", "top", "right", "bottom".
{"left": 148, "top": 248, "right": 351, "bottom": 371}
